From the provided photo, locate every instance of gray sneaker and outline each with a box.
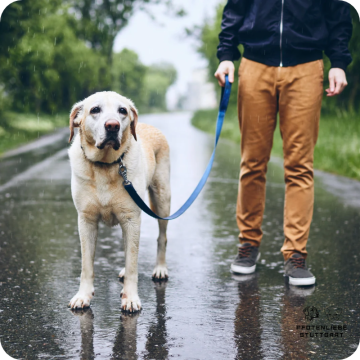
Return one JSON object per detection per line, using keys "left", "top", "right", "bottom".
{"left": 231, "top": 243, "right": 260, "bottom": 274}
{"left": 284, "top": 253, "right": 316, "bottom": 286}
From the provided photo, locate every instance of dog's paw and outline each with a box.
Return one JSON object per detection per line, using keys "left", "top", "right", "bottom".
{"left": 118, "top": 268, "right": 125, "bottom": 281}
{"left": 68, "top": 292, "right": 93, "bottom": 309}
{"left": 152, "top": 264, "right": 168, "bottom": 280}
{"left": 121, "top": 293, "right": 142, "bottom": 313}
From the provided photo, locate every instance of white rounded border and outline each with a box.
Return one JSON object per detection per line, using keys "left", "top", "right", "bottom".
{"left": 0, "top": 0, "right": 359, "bottom": 359}
{"left": 0, "top": 0, "right": 20, "bottom": 21}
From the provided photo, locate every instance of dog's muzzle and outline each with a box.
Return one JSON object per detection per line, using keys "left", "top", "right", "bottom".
{"left": 97, "top": 120, "right": 121, "bottom": 150}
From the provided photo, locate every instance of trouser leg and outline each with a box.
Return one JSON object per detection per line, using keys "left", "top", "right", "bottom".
{"left": 278, "top": 60, "right": 324, "bottom": 260}
{"left": 236, "top": 58, "right": 278, "bottom": 246}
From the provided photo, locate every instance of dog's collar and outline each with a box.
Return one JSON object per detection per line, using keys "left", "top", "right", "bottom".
{"left": 80, "top": 145, "right": 126, "bottom": 166}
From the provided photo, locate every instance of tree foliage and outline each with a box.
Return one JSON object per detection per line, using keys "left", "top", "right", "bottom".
{"left": 0, "top": 0, "right": 178, "bottom": 122}
{"left": 1, "top": 11, "right": 107, "bottom": 113}
{"left": 111, "top": 50, "right": 176, "bottom": 112}
{"left": 69, "top": 0, "right": 138, "bottom": 60}
{"left": 69, "top": 0, "right": 185, "bottom": 61}
{"left": 111, "top": 49, "right": 147, "bottom": 110}
{"left": 197, "top": 3, "right": 240, "bottom": 108}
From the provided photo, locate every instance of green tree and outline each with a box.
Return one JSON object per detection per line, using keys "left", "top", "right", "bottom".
{"left": 197, "top": 3, "right": 240, "bottom": 108}
{"left": 0, "top": 0, "right": 62, "bottom": 58}
{"left": 1, "top": 10, "right": 108, "bottom": 113}
{"left": 0, "top": 0, "right": 62, "bottom": 124}
{"left": 0, "top": 0, "right": 178, "bottom": 118}
{"left": 112, "top": 51, "right": 177, "bottom": 112}
{"left": 0, "top": 86, "right": 8, "bottom": 129}
{"left": 69, "top": 0, "right": 185, "bottom": 62}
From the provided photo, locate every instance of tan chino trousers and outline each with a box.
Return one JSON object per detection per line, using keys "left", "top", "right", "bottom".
{"left": 236, "top": 58, "right": 324, "bottom": 260}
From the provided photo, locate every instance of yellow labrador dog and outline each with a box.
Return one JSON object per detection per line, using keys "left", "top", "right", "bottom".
{"left": 67, "top": 91, "right": 170, "bottom": 312}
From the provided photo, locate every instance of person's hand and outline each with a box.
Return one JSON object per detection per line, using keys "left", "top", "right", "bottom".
{"left": 214, "top": 61, "right": 235, "bottom": 87}
{"left": 326, "top": 68, "right": 348, "bottom": 97}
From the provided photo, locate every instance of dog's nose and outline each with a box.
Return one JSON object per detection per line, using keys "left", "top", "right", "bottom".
{"left": 104, "top": 120, "right": 120, "bottom": 132}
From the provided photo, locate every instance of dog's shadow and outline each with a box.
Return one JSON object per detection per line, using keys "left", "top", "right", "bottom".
{"left": 71, "top": 281, "right": 169, "bottom": 360}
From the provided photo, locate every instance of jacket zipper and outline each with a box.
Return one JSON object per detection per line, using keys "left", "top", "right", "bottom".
{"left": 279, "top": 0, "right": 284, "bottom": 67}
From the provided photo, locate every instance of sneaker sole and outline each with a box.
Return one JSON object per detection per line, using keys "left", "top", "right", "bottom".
{"left": 230, "top": 253, "right": 261, "bottom": 275}
{"left": 288, "top": 276, "right": 316, "bottom": 286}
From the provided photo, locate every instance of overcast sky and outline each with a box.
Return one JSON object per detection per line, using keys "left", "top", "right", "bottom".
{"left": 113, "top": 0, "right": 222, "bottom": 103}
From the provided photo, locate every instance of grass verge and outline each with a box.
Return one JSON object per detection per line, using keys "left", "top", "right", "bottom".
{"left": 0, "top": 112, "right": 68, "bottom": 155}
{"left": 192, "top": 108, "right": 360, "bottom": 180}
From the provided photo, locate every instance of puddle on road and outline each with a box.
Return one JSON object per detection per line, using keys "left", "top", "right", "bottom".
{"left": 0, "top": 113, "right": 359, "bottom": 359}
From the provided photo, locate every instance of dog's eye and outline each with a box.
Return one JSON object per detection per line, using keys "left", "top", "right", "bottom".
{"left": 90, "top": 106, "right": 101, "bottom": 114}
{"left": 118, "top": 107, "right": 127, "bottom": 115}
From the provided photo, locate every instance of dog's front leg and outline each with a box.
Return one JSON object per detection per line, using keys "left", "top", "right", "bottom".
{"left": 120, "top": 216, "right": 141, "bottom": 312}
{"left": 69, "top": 215, "right": 98, "bottom": 309}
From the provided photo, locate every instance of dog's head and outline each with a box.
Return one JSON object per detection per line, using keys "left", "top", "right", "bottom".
{"left": 69, "top": 91, "right": 138, "bottom": 159}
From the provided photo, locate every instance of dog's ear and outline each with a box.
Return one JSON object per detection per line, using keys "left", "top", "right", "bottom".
{"left": 69, "top": 101, "right": 84, "bottom": 143}
{"left": 129, "top": 101, "right": 138, "bottom": 141}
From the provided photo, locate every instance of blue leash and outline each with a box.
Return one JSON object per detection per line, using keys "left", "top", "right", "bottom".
{"left": 118, "top": 75, "right": 232, "bottom": 220}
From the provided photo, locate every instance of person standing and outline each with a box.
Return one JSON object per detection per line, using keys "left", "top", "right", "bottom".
{"left": 215, "top": 0, "right": 352, "bottom": 286}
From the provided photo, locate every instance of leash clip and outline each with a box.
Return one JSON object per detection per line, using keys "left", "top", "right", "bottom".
{"left": 118, "top": 162, "right": 131, "bottom": 185}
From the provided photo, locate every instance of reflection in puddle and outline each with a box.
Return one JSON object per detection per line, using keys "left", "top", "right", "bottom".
{"left": 112, "top": 312, "right": 140, "bottom": 360}
{"left": 72, "top": 281, "right": 169, "bottom": 359}
{"left": 280, "top": 285, "right": 314, "bottom": 359}
{"left": 72, "top": 309, "right": 95, "bottom": 360}
{"left": 144, "top": 282, "right": 168, "bottom": 359}
{"left": 233, "top": 274, "right": 262, "bottom": 360}
{"left": 233, "top": 274, "right": 316, "bottom": 359}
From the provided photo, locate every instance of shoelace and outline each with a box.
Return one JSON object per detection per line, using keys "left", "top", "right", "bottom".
{"left": 239, "top": 245, "right": 254, "bottom": 258}
{"left": 290, "top": 257, "right": 306, "bottom": 269}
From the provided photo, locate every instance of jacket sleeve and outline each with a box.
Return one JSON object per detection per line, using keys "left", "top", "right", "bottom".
{"left": 323, "top": 0, "right": 353, "bottom": 71}
{"left": 217, "top": 0, "right": 248, "bottom": 63}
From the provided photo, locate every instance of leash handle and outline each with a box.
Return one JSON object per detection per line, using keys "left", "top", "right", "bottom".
{"left": 120, "top": 75, "right": 232, "bottom": 220}
{"left": 220, "top": 76, "right": 231, "bottom": 113}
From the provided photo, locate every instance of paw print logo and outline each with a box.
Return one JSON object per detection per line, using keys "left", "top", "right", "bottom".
{"left": 303, "top": 306, "right": 319, "bottom": 321}
{"left": 325, "top": 307, "right": 343, "bottom": 321}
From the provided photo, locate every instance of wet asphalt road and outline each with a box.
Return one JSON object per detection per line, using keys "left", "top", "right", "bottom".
{"left": 0, "top": 112, "right": 359, "bottom": 359}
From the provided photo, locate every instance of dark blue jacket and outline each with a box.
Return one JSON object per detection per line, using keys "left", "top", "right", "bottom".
{"left": 217, "top": 0, "right": 353, "bottom": 70}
